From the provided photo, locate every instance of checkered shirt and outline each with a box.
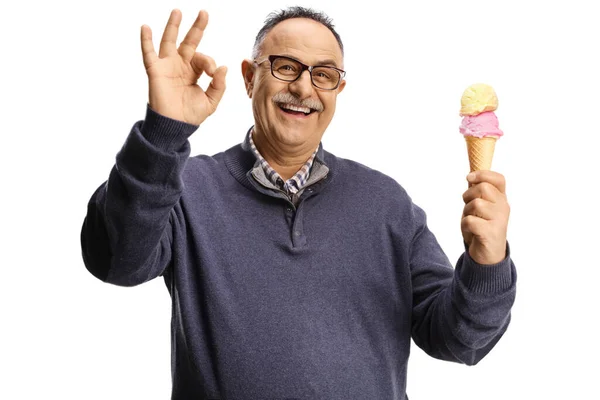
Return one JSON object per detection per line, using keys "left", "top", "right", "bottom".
{"left": 247, "top": 128, "right": 318, "bottom": 195}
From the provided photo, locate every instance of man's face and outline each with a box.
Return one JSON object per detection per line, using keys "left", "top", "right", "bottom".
{"left": 242, "top": 18, "right": 346, "bottom": 152}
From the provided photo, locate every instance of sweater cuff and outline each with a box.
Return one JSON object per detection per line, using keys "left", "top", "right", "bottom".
{"left": 458, "top": 242, "right": 514, "bottom": 294}
{"left": 140, "top": 104, "right": 199, "bottom": 152}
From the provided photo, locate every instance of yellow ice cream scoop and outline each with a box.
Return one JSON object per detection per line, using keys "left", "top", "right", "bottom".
{"left": 460, "top": 83, "right": 498, "bottom": 116}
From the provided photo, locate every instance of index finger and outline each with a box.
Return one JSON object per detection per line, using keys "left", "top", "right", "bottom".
{"left": 178, "top": 10, "right": 209, "bottom": 62}
{"left": 466, "top": 170, "right": 506, "bottom": 194}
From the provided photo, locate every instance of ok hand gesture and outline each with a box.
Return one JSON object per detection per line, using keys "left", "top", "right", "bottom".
{"left": 141, "top": 9, "right": 227, "bottom": 125}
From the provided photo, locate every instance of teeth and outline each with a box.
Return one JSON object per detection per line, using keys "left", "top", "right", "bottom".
{"left": 280, "top": 103, "right": 311, "bottom": 114}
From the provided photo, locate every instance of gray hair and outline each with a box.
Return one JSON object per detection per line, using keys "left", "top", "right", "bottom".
{"left": 251, "top": 6, "right": 344, "bottom": 60}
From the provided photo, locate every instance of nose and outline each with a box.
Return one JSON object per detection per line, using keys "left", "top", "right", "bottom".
{"left": 288, "top": 70, "right": 313, "bottom": 99}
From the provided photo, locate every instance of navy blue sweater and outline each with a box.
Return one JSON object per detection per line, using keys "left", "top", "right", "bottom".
{"left": 81, "top": 107, "right": 516, "bottom": 399}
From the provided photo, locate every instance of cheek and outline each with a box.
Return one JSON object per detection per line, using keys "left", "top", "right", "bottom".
{"left": 319, "top": 95, "right": 337, "bottom": 118}
{"left": 255, "top": 84, "right": 279, "bottom": 110}
{"left": 252, "top": 92, "right": 271, "bottom": 119}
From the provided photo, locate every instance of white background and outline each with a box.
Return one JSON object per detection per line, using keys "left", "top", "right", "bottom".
{"left": 1, "top": 0, "right": 598, "bottom": 398}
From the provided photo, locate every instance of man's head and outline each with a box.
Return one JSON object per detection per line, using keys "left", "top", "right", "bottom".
{"left": 241, "top": 7, "right": 346, "bottom": 154}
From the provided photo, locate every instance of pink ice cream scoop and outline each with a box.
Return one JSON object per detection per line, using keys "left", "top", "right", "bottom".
{"left": 459, "top": 111, "right": 504, "bottom": 139}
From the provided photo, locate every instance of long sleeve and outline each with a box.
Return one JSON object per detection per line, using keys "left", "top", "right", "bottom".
{"left": 80, "top": 106, "right": 198, "bottom": 286}
{"left": 409, "top": 202, "right": 516, "bottom": 365}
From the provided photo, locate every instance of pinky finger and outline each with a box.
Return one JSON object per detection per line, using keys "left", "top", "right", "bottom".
{"left": 461, "top": 215, "right": 487, "bottom": 237}
{"left": 141, "top": 25, "right": 158, "bottom": 69}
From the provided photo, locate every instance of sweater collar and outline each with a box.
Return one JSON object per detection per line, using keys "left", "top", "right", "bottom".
{"left": 225, "top": 126, "right": 334, "bottom": 192}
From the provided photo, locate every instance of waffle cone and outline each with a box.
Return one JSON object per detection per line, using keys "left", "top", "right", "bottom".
{"left": 465, "top": 136, "right": 496, "bottom": 172}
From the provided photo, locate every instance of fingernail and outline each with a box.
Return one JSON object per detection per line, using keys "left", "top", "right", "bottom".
{"left": 467, "top": 172, "right": 476, "bottom": 181}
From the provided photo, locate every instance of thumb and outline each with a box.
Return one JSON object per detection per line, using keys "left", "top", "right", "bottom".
{"left": 206, "top": 66, "right": 228, "bottom": 110}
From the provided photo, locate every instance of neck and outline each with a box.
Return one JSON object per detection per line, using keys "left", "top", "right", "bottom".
{"left": 252, "top": 129, "right": 317, "bottom": 181}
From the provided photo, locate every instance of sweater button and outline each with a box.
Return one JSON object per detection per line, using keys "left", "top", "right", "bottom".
{"left": 286, "top": 207, "right": 292, "bottom": 213}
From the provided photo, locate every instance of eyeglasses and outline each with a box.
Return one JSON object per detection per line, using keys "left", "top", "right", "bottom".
{"left": 254, "top": 55, "right": 346, "bottom": 90}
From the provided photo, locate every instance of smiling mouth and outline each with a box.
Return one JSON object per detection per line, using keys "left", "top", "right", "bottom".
{"left": 278, "top": 103, "right": 316, "bottom": 116}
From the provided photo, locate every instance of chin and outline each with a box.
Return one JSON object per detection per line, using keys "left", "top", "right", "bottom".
{"left": 274, "top": 126, "right": 312, "bottom": 146}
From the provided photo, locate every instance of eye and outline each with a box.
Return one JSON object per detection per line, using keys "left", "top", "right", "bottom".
{"left": 276, "top": 63, "right": 299, "bottom": 74}
{"left": 312, "top": 68, "right": 337, "bottom": 83}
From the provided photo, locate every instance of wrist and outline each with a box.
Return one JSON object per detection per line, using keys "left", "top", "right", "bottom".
{"left": 467, "top": 241, "right": 507, "bottom": 265}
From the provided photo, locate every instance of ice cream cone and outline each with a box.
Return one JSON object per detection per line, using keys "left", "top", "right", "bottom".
{"left": 465, "top": 136, "right": 496, "bottom": 172}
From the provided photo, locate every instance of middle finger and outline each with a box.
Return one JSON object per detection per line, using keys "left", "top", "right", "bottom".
{"left": 462, "top": 181, "right": 502, "bottom": 204}
{"left": 463, "top": 197, "right": 495, "bottom": 220}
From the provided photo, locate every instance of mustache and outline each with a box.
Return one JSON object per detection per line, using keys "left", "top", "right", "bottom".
{"left": 272, "top": 92, "right": 324, "bottom": 112}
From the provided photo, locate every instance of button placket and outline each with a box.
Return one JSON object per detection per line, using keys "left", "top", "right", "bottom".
{"left": 290, "top": 201, "right": 307, "bottom": 248}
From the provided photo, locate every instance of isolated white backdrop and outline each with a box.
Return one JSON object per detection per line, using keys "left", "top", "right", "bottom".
{"left": 1, "top": 0, "right": 598, "bottom": 398}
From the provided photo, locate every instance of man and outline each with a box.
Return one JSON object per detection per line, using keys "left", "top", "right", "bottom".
{"left": 81, "top": 6, "right": 516, "bottom": 399}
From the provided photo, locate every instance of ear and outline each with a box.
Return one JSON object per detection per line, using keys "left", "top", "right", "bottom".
{"left": 336, "top": 79, "right": 346, "bottom": 95}
{"left": 241, "top": 59, "right": 255, "bottom": 98}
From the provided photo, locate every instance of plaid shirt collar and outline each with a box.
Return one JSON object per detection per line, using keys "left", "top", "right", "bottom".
{"left": 246, "top": 128, "right": 318, "bottom": 195}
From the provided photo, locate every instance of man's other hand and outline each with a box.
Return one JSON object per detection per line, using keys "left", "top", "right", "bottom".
{"left": 461, "top": 170, "right": 510, "bottom": 265}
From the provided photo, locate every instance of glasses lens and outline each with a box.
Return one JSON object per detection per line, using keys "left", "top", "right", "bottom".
{"left": 311, "top": 67, "right": 341, "bottom": 90}
{"left": 270, "top": 57, "right": 341, "bottom": 89}
{"left": 271, "top": 57, "right": 302, "bottom": 81}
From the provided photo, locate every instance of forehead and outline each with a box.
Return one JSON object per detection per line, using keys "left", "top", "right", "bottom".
{"left": 261, "top": 18, "right": 343, "bottom": 66}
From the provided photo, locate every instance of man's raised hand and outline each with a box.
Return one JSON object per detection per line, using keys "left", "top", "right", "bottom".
{"left": 141, "top": 9, "right": 227, "bottom": 125}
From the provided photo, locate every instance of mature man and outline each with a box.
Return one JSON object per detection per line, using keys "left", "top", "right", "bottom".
{"left": 81, "top": 6, "right": 516, "bottom": 399}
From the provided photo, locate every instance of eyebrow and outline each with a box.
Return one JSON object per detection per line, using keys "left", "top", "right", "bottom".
{"left": 280, "top": 54, "right": 341, "bottom": 69}
{"left": 316, "top": 59, "right": 340, "bottom": 68}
